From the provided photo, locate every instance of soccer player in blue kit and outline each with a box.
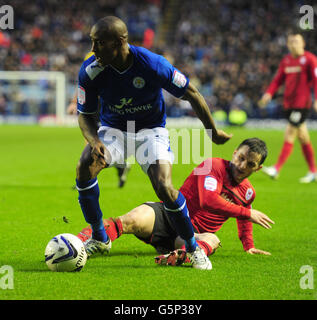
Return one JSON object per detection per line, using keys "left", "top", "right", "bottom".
{"left": 75, "top": 16, "right": 232, "bottom": 269}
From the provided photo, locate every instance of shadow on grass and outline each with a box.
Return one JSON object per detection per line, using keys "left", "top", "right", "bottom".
{"left": 20, "top": 262, "right": 193, "bottom": 272}
{"left": 106, "top": 250, "right": 157, "bottom": 257}
{"left": 18, "top": 251, "right": 160, "bottom": 272}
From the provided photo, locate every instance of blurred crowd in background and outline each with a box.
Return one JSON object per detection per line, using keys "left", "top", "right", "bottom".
{"left": 0, "top": 0, "right": 316, "bottom": 124}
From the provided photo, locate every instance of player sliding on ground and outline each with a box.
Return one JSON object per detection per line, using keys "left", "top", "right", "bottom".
{"left": 77, "top": 138, "right": 275, "bottom": 270}
{"left": 75, "top": 16, "right": 232, "bottom": 270}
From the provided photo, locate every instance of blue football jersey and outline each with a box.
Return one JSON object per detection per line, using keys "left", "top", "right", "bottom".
{"left": 77, "top": 45, "right": 189, "bottom": 132}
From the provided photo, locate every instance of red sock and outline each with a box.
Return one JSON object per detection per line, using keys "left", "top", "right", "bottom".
{"left": 77, "top": 226, "right": 92, "bottom": 242}
{"left": 181, "top": 240, "right": 214, "bottom": 261}
{"left": 275, "top": 141, "right": 293, "bottom": 172}
{"left": 76, "top": 217, "right": 123, "bottom": 242}
{"left": 196, "top": 240, "right": 214, "bottom": 256}
{"left": 103, "top": 217, "right": 123, "bottom": 241}
{"left": 301, "top": 142, "right": 317, "bottom": 173}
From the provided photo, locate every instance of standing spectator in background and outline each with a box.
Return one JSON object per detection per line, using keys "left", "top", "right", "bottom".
{"left": 258, "top": 33, "right": 317, "bottom": 183}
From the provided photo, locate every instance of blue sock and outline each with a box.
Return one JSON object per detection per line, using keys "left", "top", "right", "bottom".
{"left": 164, "top": 191, "right": 198, "bottom": 252}
{"left": 76, "top": 178, "right": 109, "bottom": 243}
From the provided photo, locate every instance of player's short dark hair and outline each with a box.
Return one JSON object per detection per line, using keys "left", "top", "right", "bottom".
{"left": 94, "top": 16, "right": 128, "bottom": 40}
{"left": 237, "top": 138, "right": 268, "bottom": 165}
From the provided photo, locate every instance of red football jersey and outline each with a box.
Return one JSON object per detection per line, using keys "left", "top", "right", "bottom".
{"left": 265, "top": 51, "right": 317, "bottom": 109}
{"left": 180, "top": 158, "right": 256, "bottom": 251}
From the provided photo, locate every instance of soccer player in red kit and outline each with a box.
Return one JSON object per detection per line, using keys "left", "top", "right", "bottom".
{"left": 76, "top": 138, "right": 274, "bottom": 269}
{"left": 258, "top": 33, "right": 317, "bottom": 183}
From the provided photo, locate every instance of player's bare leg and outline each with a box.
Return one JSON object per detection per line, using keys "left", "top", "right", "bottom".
{"left": 118, "top": 204, "right": 155, "bottom": 238}
{"left": 284, "top": 123, "right": 298, "bottom": 144}
{"left": 77, "top": 204, "right": 155, "bottom": 243}
{"left": 297, "top": 122, "right": 310, "bottom": 145}
{"left": 298, "top": 123, "right": 317, "bottom": 183}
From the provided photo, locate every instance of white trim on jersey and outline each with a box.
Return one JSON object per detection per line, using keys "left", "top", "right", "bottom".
{"left": 109, "top": 63, "right": 134, "bottom": 75}
{"left": 163, "top": 200, "right": 187, "bottom": 212}
{"left": 77, "top": 109, "right": 98, "bottom": 115}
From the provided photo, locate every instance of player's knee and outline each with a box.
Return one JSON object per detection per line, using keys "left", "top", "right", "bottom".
{"left": 285, "top": 125, "right": 297, "bottom": 142}
{"left": 120, "top": 214, "right": 137, "bottom": 233}
{"left": 121, "top": 211, "right": 144, "bottom": 234}
{"left": 211, "top": 234, "right": 221, "bottom": 250}
{"left": 121, "top": 202, "right": 157, "bottom": 239}
{"left": 210, "top": 234, "right": 221, "bottom": 250}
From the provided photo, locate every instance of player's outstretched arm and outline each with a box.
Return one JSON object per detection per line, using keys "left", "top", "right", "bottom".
{"left": 249, "top": 209, "right": 275, "bottom": 229}
{"left": 221, "top": 194, "right": 272, "bottom": 255}
{"left": 258, "top": 60, "right": 285, "bottom": 109}
{"left": 182, "top": 82, "right": 232, "bottom": 144}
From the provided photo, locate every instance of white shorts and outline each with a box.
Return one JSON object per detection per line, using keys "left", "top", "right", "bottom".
{"left": 98, "top": 126, "right": 174, "bottom": 173}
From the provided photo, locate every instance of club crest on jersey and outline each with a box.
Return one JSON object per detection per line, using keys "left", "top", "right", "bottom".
{"left": 172, "top": 70, "right": 187, "bottom": 88}
{"left": 299, "top": 56, "right": 307, "bottom": 65}
{"left": 77, "top": 86, "right": 85, "bottom": 105}
{"left": 204, "top": 176, "right": 217, "bottom": 191}
{"left": 245, "top": 188, "right": 253, "bottom": 201}
{"left": 133, "top": 77, "right": 145, "bottom": 89}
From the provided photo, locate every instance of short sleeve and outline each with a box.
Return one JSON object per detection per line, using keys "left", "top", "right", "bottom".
{"left": 77, "top": 64, "right": 99, "bottom": 114}
{"left": 156, "top": 55, "right": 189, "bottom": 98}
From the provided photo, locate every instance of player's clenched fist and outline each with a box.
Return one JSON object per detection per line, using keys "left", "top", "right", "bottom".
{"left": 211, "top": 129, "right": 233, "bottom": 145}
{"left": 91, "top": 140, "right": 106, "bottom": 167}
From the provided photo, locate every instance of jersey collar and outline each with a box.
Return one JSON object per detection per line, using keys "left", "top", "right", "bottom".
{"left": 108, "top": 44, "right": 134, "bottom": 74}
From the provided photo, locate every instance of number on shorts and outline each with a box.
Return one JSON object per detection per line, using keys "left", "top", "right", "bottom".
{"left": 289, "top": 111, "right": 301, "bottom": 124}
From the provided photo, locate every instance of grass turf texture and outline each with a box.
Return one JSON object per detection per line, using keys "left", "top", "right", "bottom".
{"left": 0, "top": 125, "right": 316, "bottom": 300}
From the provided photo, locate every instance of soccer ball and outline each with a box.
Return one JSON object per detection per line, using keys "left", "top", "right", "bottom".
{"left": 45, "top": 233, "right": 87, "bottom": 272}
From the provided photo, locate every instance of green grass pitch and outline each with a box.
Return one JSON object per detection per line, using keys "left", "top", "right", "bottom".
{"left": 0, "top": 125, "right": 316, "bottom": 300}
